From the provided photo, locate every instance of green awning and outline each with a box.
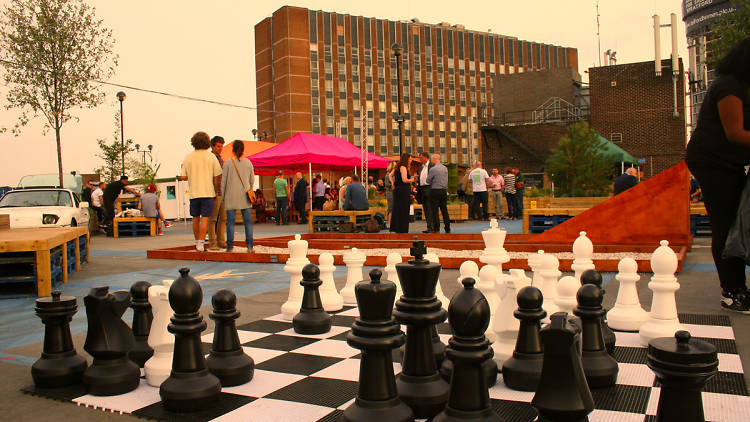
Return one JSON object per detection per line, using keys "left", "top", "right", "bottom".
{"left": 595, "top": 134, "right": 639, "bottom": 163}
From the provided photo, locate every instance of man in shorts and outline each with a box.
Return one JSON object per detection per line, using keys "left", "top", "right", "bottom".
{"left": 180, "top": 131, "right": 222, "bottom": 251}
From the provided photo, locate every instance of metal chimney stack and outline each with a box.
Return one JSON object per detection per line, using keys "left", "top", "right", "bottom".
{"left": 653, "top": 15, "right": 661, "bottom": 76}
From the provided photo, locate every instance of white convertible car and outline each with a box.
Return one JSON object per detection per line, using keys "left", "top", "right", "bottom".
{"left": 0, "top": 188, "right": 90, "bottom": 228}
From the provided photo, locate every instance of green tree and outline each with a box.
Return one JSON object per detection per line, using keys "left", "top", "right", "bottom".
{"left": 707, "top": 0, "right": 750, "bottom": 68}
{"left": 545, "top": 122, "right": 615, "bottom": 197}
{"left": 94, "top": 110, "right": 133, "bottom": 182}
{"left": 0, "top": 0, "right": 117, "bottom": 187}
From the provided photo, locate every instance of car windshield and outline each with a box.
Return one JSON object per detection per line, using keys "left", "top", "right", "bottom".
{"left": 0, "top": 190, "right": 72, "bottom": 208}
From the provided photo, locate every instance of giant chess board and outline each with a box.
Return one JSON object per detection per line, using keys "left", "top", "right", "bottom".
{"left": 23, "top": 306, "right": 749, "bottom": 422}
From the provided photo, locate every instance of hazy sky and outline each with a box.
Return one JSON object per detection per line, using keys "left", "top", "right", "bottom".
{"left": 0, "top": 0, "right": 689, "bottom": 186}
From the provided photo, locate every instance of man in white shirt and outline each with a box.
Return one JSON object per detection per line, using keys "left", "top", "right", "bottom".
{"left": 469, "top": 161, "right": 490, "bottom": 220}
{"left": 91, "top": 182, "right": 105, "bottom": 227}
{"left": 180, "top": 131, "right": 223, "bottom": 252}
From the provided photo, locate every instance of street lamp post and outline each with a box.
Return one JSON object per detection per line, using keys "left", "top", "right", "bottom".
{"left": 392, "top": 43, "right": 404, "bottom": 155}
{"left": 135, "top": 144, "right": 153, "bottom": 164}
{"left": 116, "top": 91, "right": 126, "bottom": 175}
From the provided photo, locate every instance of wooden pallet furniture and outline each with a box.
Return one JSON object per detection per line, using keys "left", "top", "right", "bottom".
{"left": 523, "top": 207, "right": 590, "bottom": 233}
{"left": 115, "top": 196, "right": 140, "bottom": 213}
{"left": 113, "top": 217, "right": 156, "bottom": 238}
{"left": 308, "top": 210, "right": 374, "bottom": 233}
{"left": 690, "top": 202, "right": 710, "bottom": 237}
{"left": 0, "top": 226, "right": 89, "bottom": 296}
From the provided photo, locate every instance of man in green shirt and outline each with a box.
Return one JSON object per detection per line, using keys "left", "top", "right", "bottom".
{"left": 273, "top": 171, "right": 290, "bottom": 225}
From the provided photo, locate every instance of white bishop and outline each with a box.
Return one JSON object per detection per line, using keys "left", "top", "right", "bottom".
{"left": 571, "top": 231, "right": 595, "bottom": 286}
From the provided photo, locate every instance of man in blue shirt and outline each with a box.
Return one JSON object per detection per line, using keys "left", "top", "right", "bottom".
{"left": 426, "top": 154, "right": 451, "bottom": 233}
{"left": 613, "top": 167, "right": 638, "bottom": 195}
{"left": 343, "top": 175, "right": 370, "bottom": 211}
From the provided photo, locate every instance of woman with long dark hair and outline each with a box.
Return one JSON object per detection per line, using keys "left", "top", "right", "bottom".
{"left": 686, "top": 37, "right": 750, "bottom": 313}
{"left": 389, "top": 153, "right": 415, "bottom": 233}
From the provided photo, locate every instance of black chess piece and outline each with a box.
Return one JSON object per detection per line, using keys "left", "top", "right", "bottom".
{"left": 433, "top": 278, "right": 502, "bottom": 422}
{"left": 580, "top": 269, "right": 615, "bottom": 356}
{"left": 393, "top": 241, "right": 450, "bottom": 419}
{"left": 82, "top": 286, "right": 141, "bottom": 396}
{"left": 344, "top": 269, "right": 413, "bottom": 422}
{"left": 531, "top": 312, "right": 594, "bottom": 422}
{"left": 128, "top": 281, "right": 154, "bottom": 367}
{"left": 648, "top": 331, "right": 718, "bottom": 422}
{"left": 573, "top": 283, "right": 619, "bottom": 388}
{"left": 160, "top": 268, "right": 221, "bottom": 412}
{"left": 293, "top": 264, "right": 332, "bottom": 334}
{"left": 206, "top": 289, "right": 255, "bottom": 386}
{"left": 31, "top": 291, "right": 88, "bottom": 388}
{"left": 501, "top": 286, "right": 546, "bottom": 392}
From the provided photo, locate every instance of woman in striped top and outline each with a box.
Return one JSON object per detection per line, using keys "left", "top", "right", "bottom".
{"left": 503, "top": 167, "right": 517, "bottom": 220}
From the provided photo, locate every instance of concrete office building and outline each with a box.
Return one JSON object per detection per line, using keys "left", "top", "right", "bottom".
{"left": 255, "top": 5, "right": 578, "bottom": 164}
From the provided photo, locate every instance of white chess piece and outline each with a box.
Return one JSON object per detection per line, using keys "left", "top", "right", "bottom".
{"left": 639, "top": 241, "right": 684, "bottom": 345}
{"left": 424, "top": 253, "right": 450, "bottom": 310}
{"left": 457, "top": 260, "right": 479, "bottom": 285}
{"left": 144, "top": 280, "right": 174, "bottom": 387}
{"left": 477, "top": 264, "right": 501, "bottom": 329}
{"left": 340, "top": 247, "right": 366, "bottom": 305}
{"left": 528, "top": 250, "right": 545, "bottom": 288}
{"left": 608, "top": 257, "right": 649, "bottom": 332}
{"left": 556, "top": 276, "right": 579, "bottom": 315}
{"left": 384, "top": 253, "right": 404, "bottom": 302}
{"left": 479, "top": 219, "right": 510, "bottom": 274}
{"left": 318, "top": 252, "right": 343, "bottom": 312}
{"left": 571, "top": 231, "right": 595, "bottom": 286}
{"left": 540, "top": 252, "right": 561, "bottom": 321}
{"left": 280, "top": 234, "right": 311, "bottom": 320}
{"left": 491, "top": 270, "right": 525, "bottom": 363}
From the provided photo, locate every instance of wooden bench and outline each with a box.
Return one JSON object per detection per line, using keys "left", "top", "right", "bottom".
{"left": 0, "top": 226, "right": 89, "bottom": 296}
{"left": 113, "top": 217, "right": 156, "bottom": 237}
{"left": 523, "top": 207, "right": 590, "bottom": 234}
{"left": 309, "top": 210, "right": 375, "bottom": 233}
{"left": 115, "top": 196, "right": 140, "bottom": 213}
{"left": 690, "top": 202, "right": 710, "bottom": 237}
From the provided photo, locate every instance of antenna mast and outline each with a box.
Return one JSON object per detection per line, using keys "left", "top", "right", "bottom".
{"left": 596, "top": 0, "right": 602, "bottom": 66}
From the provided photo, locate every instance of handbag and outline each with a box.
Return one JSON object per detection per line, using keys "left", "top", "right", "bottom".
{"left": 231, "top": 159, "right": 256, "bottom": 205}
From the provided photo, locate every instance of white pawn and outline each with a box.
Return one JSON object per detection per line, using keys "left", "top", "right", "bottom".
{"left": 457, "top": 260, "right": 479, "bottom": 285}
{"left": 556, "top": 276, "right": 579, "bottom": 315}
{"left": 281, "top": 234, "right": 310, "bottom": 320}
{"left": 608, "top": 258, "right": 649, "bottom": 332}
{"left": 491, "top": 270, "right": 523, "bottom": 362}
{"left": 144, "top": 280, "right": 174, "bottom": 387}
{"left": 340, "top": 247, "right": 366, "bottom": 305}
{"left": 384, "top": 253, "right": 404, "bottom": 302}
{"left": 540, "top": 252, "right": 561, "bottom": 322}
{"left": 424, "top": 253, "right": 449, "bottom": 310}
{"left": 318, "top": 252, "right": 343, "bottom": 312}
{"left": 477, "top": 264, "right": 501, "bottom": 327}
{"left": 528, "top": 250, "right": 545, "bottom": 288}
{"left": 571, "top": 231, "right": 595, "bottom": 286}
{"left": 639, "top": 241, "right": 684, "bottom": 345}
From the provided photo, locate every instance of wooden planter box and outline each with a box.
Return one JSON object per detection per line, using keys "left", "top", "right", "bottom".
{"left": 446, "top": 203, "right": 468, "bottom": 222}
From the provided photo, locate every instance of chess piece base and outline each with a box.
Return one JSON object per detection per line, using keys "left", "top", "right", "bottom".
{"left": 128, "top": 339, "right": 154, "bottom": 368}
{"left": 581, "top": 350, "right": 618, "bottom": 388}
{"left": 433, "top": 405, "right": 503, "bottom": 422}
{"left": 491, "top": 337, "right": 516, "bottom": 368}
{"left": 502, "top": 352, "right": 543, "bottom": 392}
{"left": 206, "top": 350, "right": 255, "bottom": 387}
{"left": 31, "top": 353, "right": 87, "bottom": 388}
{"left": 280, "top": 299, "right": 301, "bottom": 321}
{"left": 343, "top": 396, "right": 414, "bottom": 422}
{"left": 293, "top": 310, "right": 332, "bottom": 334}
{"left": 396, "top": 372, "right": 450, "bottom": 419}
{"left": 160, "top": 369, "right": 221, "bottom": 412}
{"left": 144, "top": 352, "right": 172, "bottom": 387}
{"left": 83, "top": 356, "right": 140, "bottom": 396}
{"left": 440, "top": 356, "right": 498, "bottom": 387}
{"left": 639, "top": 319, "right": 683, "bottom": 346}
{"left": 607, "top": 306, "right": 648, "bottom": 332}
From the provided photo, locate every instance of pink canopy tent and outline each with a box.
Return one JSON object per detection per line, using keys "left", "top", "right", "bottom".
{"left": 248, "top": 133, "right": 390, "bottom": 175}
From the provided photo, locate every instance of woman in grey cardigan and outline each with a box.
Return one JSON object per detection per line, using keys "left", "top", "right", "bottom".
{"left": 221, "top": 141, "right": 255, "bottom": 252}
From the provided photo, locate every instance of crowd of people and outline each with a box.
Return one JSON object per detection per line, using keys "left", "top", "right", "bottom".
{"left": 459, "top": 164, "right": 525, "bottom": 221}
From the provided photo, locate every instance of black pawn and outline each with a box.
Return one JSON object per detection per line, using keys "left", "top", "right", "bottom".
{"left": 502, "top": 286, "right": 546, "bottom": 392}
{"left": 31, "top": 291, "right": 88, "bottom": 388}
{"left": 581, "top": 269, "right": 615, "bottom": 356}
{"left": 128, "top": 281, "right": 153, "bottom": 367}
{"left": 293, "top": 264, "right": 332, "bottom": 334}
{"left": 648, "top": 331, "right": 718, "bottom": 422}
{"left": 344, "top": 269, "right": 413, "bottom": 422}
{"left": 83, "top": 286, "right": 140, "bottom": 396}
{"left": 160, "top": 268, "right": 221, "bottom": 412}
{"left": 434, "top": 278, "right": 502, "bottom": 422}
{"left": 532, "top": 312, "right": 594, "bottom": 422}
{"left": 574, "top": 283, "right": 618, "bottom": 388}
{"left": 394, "top": 241, "right": 449, "bottom": 419}
{"left": 206, "top": 289, "right": 255, "bottom": 386}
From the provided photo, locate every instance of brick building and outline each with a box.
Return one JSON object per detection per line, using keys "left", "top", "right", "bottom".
{"left": 255, "top": 5, "right": 578, "bottom": 166}
{"left": 588, "top": 59, "right": 686, "bottom": 177}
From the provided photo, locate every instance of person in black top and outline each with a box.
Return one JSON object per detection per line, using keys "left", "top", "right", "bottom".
{"left": 613, "top": 168, "right": 638, "bottom": 195}
{"left": 389, "top": 153, "right": 416, "bottom": 233}
{"left": 102, "top": 175, "right": 141, "bottom": 227}
{"left": 293, "top": 172, "right": 309, "bottom": 224}
{"left": 82, "top": 180, "right": 94, "bottom": 204}
{"left": 686, "top": 37, "right": 750, "bottom": 314}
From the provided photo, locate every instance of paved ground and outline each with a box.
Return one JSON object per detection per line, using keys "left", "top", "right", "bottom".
{"left": 1, "top": 218, "right": 747, "bottom": 420}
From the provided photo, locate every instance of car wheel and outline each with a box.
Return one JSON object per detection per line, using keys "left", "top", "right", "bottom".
{"left": 70, "top": 219, "right": 77, "bottom": 227}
